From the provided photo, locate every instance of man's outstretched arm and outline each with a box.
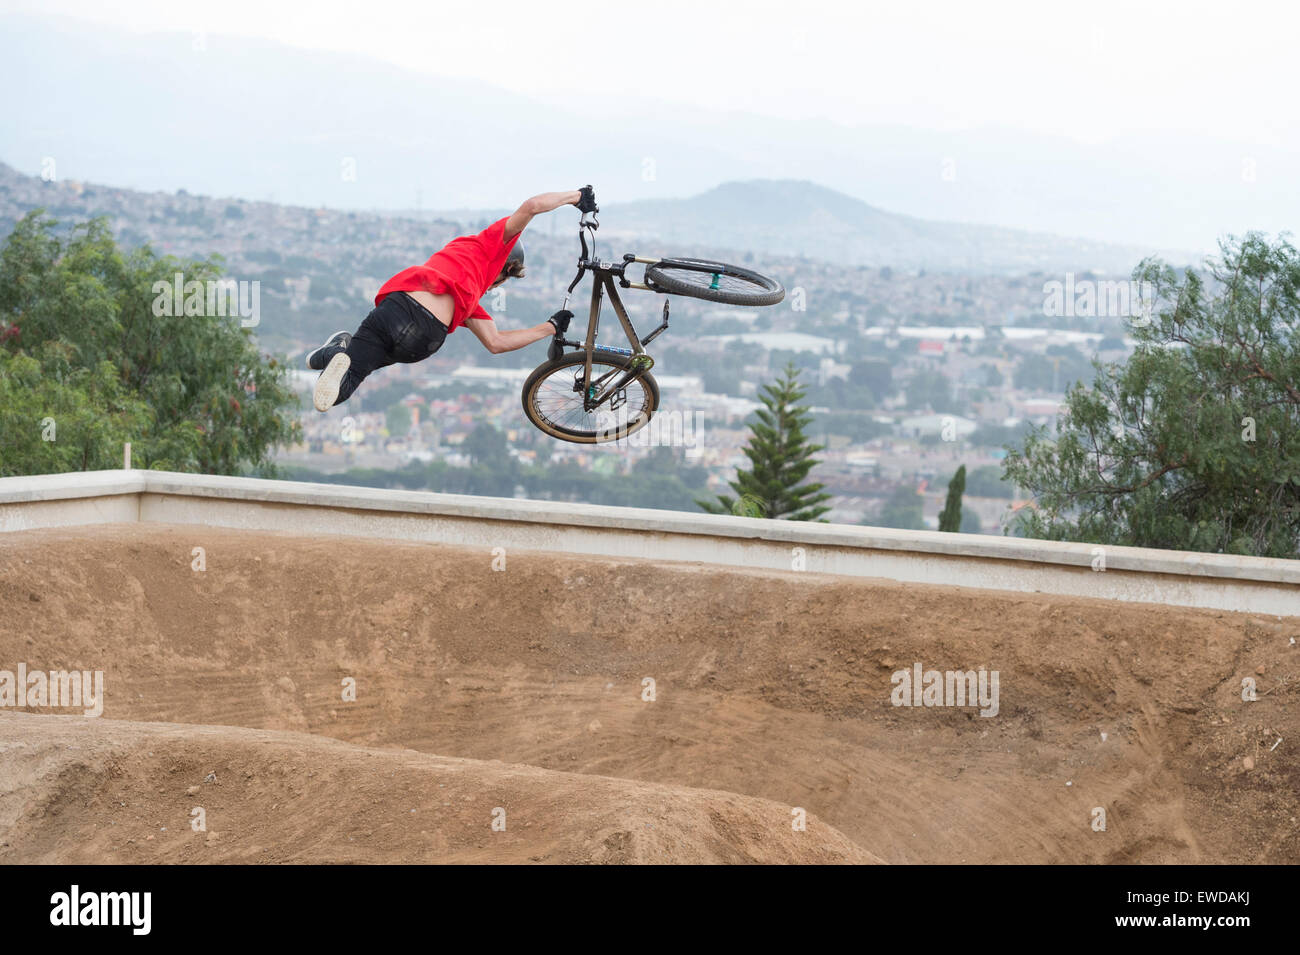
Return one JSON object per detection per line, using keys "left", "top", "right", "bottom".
{"left": 466, "top": 310, "right": 571, "bottom": 356}
{"left": 466, "top": 317, "right": 554, "bottom": 355}
{"left": 504, "top": 189, "right": 582, "bottom": 239}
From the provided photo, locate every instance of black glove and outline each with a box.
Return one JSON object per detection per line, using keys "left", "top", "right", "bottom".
{"left": 577, "top": 185, "right": 598, "bottom": 214}
{"left": 547, "top": 309, "right": 573, "bottom": 335}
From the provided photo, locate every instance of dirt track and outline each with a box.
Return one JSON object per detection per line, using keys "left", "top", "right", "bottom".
{"left": 1, "top": 523, "right": 1297, "bottom": 864}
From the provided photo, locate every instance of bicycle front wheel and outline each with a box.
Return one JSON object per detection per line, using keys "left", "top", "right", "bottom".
{"left": 644, "top": 257, "right": 784, "bottom": 306}
{"left": 522, "top": 352, "right": 660, "bottom": 444}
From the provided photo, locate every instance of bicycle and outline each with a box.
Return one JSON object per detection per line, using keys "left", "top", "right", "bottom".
{"left": 521, "top": 188, "right": 785, "bottom": 443}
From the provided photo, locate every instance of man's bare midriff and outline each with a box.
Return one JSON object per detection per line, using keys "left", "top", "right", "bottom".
{"left": 405, "top": 290, "right": 453, "bottom": 328}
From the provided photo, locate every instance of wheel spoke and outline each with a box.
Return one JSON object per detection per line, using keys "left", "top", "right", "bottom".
{"left": 527, "top": 358, "right": 653, "bottom": 441}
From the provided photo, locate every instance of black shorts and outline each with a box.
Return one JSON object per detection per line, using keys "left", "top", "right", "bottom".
{"left": 335, "top": 292, "right": 447, "bottom": 403}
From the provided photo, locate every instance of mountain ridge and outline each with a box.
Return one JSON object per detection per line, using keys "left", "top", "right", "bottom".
{"left": 409, "top": 178, "right": 1196, "bottom": 273}
{"left": 1, "top": 160, "right": 1186, "bottom": 274}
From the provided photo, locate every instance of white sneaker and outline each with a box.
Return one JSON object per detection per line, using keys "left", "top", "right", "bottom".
{"left": 313, "top": 352, "right": 351, "bottom": 412}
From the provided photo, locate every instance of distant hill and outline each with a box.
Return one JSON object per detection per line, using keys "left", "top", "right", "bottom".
{"left": 0, "top": 161, "right": 1158, "bottom": 372}
{"left": 414, "top": 179, "right": 1190, "bottom": 273}
{"left": 0, "top": 159, "right": 1177, "bottom": 290}
{"left": 599, "top": 180, "right": 1184, "bottom": 273}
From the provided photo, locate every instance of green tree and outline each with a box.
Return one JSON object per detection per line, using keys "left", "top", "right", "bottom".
{"left": 698, "top": 362, "right": 831, "bottom": 521}
{"left": 872, "top": 484, "right": 925, "bottom": 530}
{"left": 1015, "top": 346, "right": 1092, "bottom": 393}
{"left": 386, "top": 402, "right": 412, "bottom": 437}
{"left": 966, "top": 464, "right": 1016, "bottom": 499}
{"left": 635, "top": 445, "right": 707, "bottom": 487}
{"left": 0, "top": 344, "right": 153, "bottom": 475}
{"left": 969, "top": 420, "right": 1035, "bottom": 451}
{"left": 462, "top": 422, "right": 511, "bottom": 469}
{"left": 906, "top": 368, "right": 952, "bottom": 410}
{"left": 0, "top": 211, "right": 300, "bottom": 476}
{"left": 1004, "top": 232, "right": 1300, "bottom": 557}
{"left": 938, "top": 464, "right": 966, "bottom": 532}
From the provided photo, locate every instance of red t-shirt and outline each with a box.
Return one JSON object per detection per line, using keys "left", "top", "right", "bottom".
{"left": 375, "top": 217, "right": 520, "bottom": 333}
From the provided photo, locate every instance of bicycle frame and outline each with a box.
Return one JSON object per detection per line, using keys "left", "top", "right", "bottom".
{"left": 556, "top": 214, "right": 670, "bottom": 413}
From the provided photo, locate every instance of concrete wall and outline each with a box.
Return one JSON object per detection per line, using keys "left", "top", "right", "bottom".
{"left": 1, "top": 470, "right": 1297, "bottom": 616}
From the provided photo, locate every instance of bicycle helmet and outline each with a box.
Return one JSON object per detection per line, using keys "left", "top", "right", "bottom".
{"left": 505, "top": 240, "right": 525, "bottom": 278}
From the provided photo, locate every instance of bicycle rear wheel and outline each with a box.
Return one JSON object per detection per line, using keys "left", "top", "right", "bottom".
{"left": 644, "top": 257, "right": 784, "bottom": 306}
{"left": 522, "top": 351, "right": 660, "bottom": 444}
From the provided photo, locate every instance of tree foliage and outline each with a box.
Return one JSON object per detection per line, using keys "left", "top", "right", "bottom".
{"left": 965, "top": 464, "right": 1016, "bottom": 499}
{"left": 851, "top": 358, "right": 894, "bottom": 402}
{"left": 905, "top": 368, "right": 952, "bottom": 411}
{"left": 872, "top": 484, "right": 925, "bottom": 530}
{"left": 0, "top": 346, "right": 152, "bottom": 472}
{"left": 462, "top": 422, "right": 511, "bottom": 469}
{"left": 698, "top": 362, "right": 831, "bottom": 521}
{"left": 0, "top": 211, "right": 300, "bottom": 477}
{"left": 288, "top": 444, "right": 713, "bottom": 512}
{"left": 1004, "top": 232, "right": 1300, "bottom": 557}
{"left": 938, "top": 464, "right": 966, "bottom": 532}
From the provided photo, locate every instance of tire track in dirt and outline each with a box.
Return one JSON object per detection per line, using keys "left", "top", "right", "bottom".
{"left": 1, "top": 523, "right": 1297, "bottom": 863}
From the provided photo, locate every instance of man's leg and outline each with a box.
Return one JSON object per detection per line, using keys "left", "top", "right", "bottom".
{"left": 310, "top": 294, "right": 444, "bottom": 411}
{"left": 310, "top": 305, "right": 398, "bottom": 411}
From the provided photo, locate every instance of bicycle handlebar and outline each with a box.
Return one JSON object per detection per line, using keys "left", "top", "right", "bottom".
{"left": 578, "top": 184, "right": 599, "bottom": 233}
{"left": 566, "top": 186, "right": 600, "bottom": 296}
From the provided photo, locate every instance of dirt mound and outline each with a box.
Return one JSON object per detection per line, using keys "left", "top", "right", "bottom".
{"left": 0, "top": 713, "right": 874, "bottom": 864}
{"left": 1, "top": 523, "right": 1298, "bottom": 863}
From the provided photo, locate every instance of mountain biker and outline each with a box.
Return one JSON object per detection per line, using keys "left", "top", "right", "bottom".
{"left": 306, "top": 185, "right": 598, "bottom": 411}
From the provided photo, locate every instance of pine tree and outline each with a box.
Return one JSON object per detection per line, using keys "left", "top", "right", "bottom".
{"left": 938, "top": 464, "right": 966, "bottom": 532}
{"left": 698, "top": 362, "right": 832, "bottom": 521}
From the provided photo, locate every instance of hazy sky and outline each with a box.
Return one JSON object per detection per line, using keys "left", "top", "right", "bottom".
{"left": 6, "top": 0, "right": 1298, "bottom": 148}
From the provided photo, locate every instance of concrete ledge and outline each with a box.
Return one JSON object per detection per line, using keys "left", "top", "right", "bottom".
{"left": 0, "top": 470, "right": 146, "bottom": 503}
{"left": 1, "top": 470, "right": 1297, "bottom": 615}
